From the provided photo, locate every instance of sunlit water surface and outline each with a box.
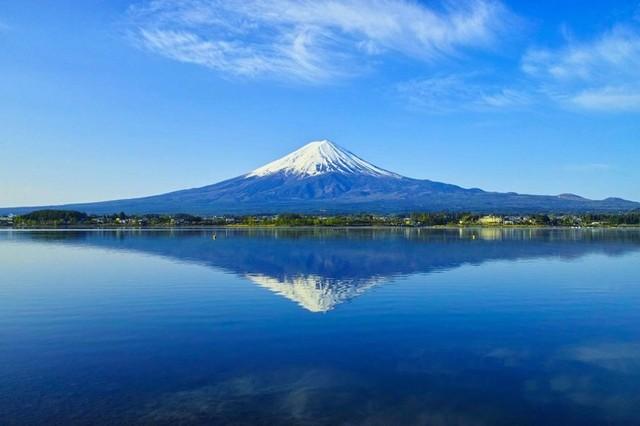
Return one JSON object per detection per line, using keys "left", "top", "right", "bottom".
{"left": 1, "top": 228, "right": 639, "bottom": 425}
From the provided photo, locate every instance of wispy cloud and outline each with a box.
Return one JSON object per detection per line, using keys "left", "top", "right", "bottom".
{"left": 569, "top": 86, "right": 640, "bottom": 111}
{"left": 128, "top": 1, "right": 640, "bottom": 114}
{"left": 396, "top": 74, "right": 530, "bottom": 112}
{"left": 127, "top": 0, "right": 513, "bottom": 82}
{"left": 399, "top": 12, "right": 640, "bottom": 113}
{"left": 522, "top": 24, "right": 640, "bottom": 111}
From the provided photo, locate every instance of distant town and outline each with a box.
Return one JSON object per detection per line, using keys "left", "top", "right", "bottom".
{"left": 1, "top": 209, "right": 640, "bottom": 228}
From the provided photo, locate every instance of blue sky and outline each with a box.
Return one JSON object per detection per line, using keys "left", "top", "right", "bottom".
{"left": 1, "top": 0, "right": 639, "bottom": 207}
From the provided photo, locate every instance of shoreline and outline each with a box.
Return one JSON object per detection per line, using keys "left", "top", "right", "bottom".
{"left": 2, "top": 225, "right": 640, "bottom": 231}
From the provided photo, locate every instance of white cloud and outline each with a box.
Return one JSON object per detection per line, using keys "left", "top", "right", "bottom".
{"left": 570, "top": 86, "right": 640, "bottom": 111}
{"left": 396, "top": 74, "right": 530, "bottom": 112}
{"left": 127, "top": 0, "right": 513, "bottom": 82}
{"left": 522, "top": 26, "right": 640, "bottom": 80}
{"left": 399, "top": 15, "right": 640, "bottom": 114}
{"left": 128, "top": 1, "right": 640, "bottom": 114}
{"left": 522, "top": 24, "right": 640, "bottom": 111}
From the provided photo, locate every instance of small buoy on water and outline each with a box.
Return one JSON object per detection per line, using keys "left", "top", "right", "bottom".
{"left": 212, "top": 232, "right": 217, "bottom": 240}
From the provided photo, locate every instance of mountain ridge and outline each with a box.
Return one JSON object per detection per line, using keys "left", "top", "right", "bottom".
{"left": 1, "top": 140, "right": 639, "bottom": 215}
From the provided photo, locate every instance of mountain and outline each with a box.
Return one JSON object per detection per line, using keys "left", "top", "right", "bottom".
{"left": 2, "top": 140, "right": 639, "bottom": 215}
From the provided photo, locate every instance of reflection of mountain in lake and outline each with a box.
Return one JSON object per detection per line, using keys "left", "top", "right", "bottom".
{"left": 6, "top": 228, "right": 640, "bottom": 312}
{"left": 245, "top": 273, "right": 386, "bottom": 312}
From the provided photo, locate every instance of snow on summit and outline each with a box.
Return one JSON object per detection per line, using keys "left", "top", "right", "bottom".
{"left": 247, "top": 140, "right": 400, "bottom": 178}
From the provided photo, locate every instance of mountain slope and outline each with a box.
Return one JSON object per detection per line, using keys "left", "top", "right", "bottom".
{"left": 2, "top": 140, "right": 639, "bottom": 214}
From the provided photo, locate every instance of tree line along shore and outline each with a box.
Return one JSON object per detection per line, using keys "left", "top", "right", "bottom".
{"left": 2, "top": 209, "right": 640, "bottom": 228}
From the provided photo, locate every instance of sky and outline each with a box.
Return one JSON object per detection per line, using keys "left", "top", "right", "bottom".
{"left": 1, "top": 0, "right": 639, "bottom": 207}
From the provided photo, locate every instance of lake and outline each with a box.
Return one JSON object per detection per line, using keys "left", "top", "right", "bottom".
{"left": 1, "top": 228, "right": 639, "bottom": 425}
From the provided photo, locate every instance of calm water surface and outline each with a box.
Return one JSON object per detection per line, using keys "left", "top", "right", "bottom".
{"left": 1, "top": 228, "right": 640, "bottom": 425}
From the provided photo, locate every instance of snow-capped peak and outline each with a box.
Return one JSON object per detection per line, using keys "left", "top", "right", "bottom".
{"left": 246, "top": 140, "right": 400, "bottom": 178}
